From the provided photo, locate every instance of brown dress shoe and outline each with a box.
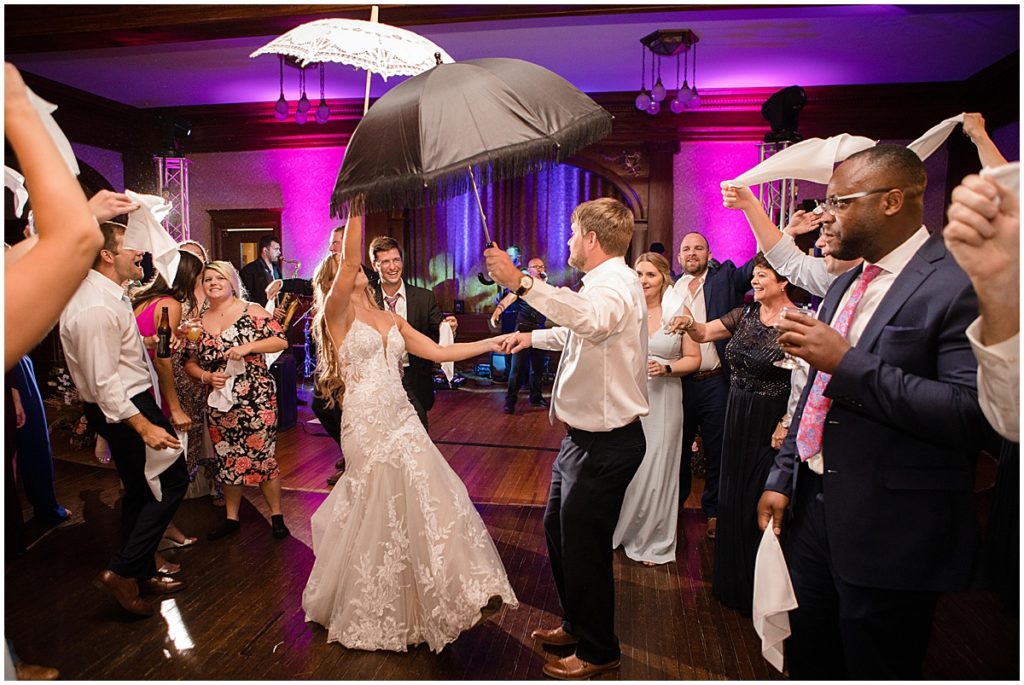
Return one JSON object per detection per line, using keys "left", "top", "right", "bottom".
{"left": 542, "top": 654, "right": 620, "bottom": 680}
{"left": 94, "top": 570, "right": 155, "bottom": 616}
{"left": 15, "top": 662, "right": 59, "bottom": 680}
{"left": 140, "top": 575, "right": 188, "bottom": 595}
{"left": 531, "top": 626, "right": 578, "bottom": 646}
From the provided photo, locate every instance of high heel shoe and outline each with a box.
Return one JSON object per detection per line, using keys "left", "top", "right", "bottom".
{"left": 271, "top": 515, "right": 290, "bottom": 540}
{"left": 161, "top": 534, "right": 198, "bottom": 548}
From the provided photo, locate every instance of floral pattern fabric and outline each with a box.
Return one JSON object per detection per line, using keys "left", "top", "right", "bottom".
{"left": 194, "top": 307, "right": 286, "bottom": 486}
{"left": 302, "top": 317, "right": 518, "bottom": 653}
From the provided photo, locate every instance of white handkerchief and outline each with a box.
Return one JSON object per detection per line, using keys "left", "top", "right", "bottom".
{"left": 439, "top": 321, "right": 455, "bottom": 382}
{"left": 906, "top": 113, "right": 964, "bottom": 161}
{"left": 981, "top": 161, "right": 1020, "bottom": 198}
{"left": 145, "top": 433, "right": 187, "bottom": 502}
{"left": 753, "top": 524, "right": 799, "bottom": 673}
{"left": 25, "top": 86, "right": 79, "bottom": 176}
{"left": 124, "top": 190, "right": 180, "bottom": 285}
{"left": 207, "top": 358, "right": 246, "bottom": 412}
{"left": 264, "top": 296, "right": 284, "bottom": 367}
{"left": 4, "top": 166, "right": 28, "bottom": 217}
{"left": 726, "top": 134, "right": 877, "bottom": 188}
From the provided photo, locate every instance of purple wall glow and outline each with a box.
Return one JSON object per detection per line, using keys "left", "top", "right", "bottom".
{"left": 188, "top": 146, "right": 346, "bottom": 278}
{"left": 71, "top": 142, "right": 124, "bottom": 191}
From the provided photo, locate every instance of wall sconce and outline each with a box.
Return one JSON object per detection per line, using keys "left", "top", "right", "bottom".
{"left": 636, "top": 29, "right": 701, "bottom": 116}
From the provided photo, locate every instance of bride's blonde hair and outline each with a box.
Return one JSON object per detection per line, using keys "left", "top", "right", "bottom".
{"left": 310, "top": 255, "right": 381, "bottom": 410}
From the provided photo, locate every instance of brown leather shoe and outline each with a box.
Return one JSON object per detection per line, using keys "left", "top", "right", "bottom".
{"left": 94, "top": 570, "right": 155, "bottom": 616}
{"left": 542, "top": 654, "right": 620, "bottom": 680}
{"left": 706, "top": 516, "right": 717, "bottom": 540}
{"left": 531, "top": 626, "right": 578, "bottom": 646}
{"left": 15, "top": 662, "right": 59, "bottom": 680}
{"left": 140, "top": 575, "right": 188, "bottom": 595}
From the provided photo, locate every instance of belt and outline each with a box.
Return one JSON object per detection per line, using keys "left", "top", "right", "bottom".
{"left": 689, "top": 367, "right": 724, "bottom": 382}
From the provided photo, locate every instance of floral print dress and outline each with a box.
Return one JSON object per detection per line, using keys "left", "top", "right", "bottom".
{"left": 195, "top": 308, "right": 286, "bottom": 485}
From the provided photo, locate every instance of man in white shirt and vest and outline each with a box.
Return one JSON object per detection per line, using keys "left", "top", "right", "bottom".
{"left": 60, "top": 222, "right": 189, "bottom": 617}
{"left": 486, "top": 197, "right": 648, "bottom": 679}
{"left": 761, "top": 145, "right": 989, "bottom": 678}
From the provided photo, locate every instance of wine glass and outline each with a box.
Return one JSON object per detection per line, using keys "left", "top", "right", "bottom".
{"left": 184, "top": 318, "right": 204, "bottom": 349}
{"left": 773, "top": 305, "right": 812, "bottom": 369}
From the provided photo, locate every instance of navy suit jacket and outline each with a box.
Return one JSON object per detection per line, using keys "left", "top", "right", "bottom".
{"left": 700, "top": 258, "right": 755, "bottom": 373}
{"left": 765, "top": 231, "right": 988, "bottom": 592}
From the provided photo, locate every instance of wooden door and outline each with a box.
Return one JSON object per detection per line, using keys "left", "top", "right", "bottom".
{"left": 208, "top": 208, "right": 282, "bottom": 272}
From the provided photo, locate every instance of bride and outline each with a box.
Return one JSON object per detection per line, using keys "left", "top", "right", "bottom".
{"left": 301, "top": 207, "right": 518, "bottom": 653}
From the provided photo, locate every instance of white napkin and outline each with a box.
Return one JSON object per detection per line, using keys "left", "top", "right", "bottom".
{"left": 906, "top": 113, "right": 964, "bottom": 161}
{"left": 752, "top": 524, "right": 799, "bottom": 673}
{"left": 123, "top": 190, "right": 180, "bottom": 285}
{"left": 145, "top": 432, "right": 187, "bottom": 502}
{"left": 4, "top": 166, "right": 28, "bottom": 217}
{"left": 207, "top": 358, "right": 246, "bottom": 412}
{"left": 981, "top": 161, "right": 1020, "bottom": 198}
{"left": 439, "top": 321, "right": 455, "bottom": 382}
{"left": 25, "top": 86, "right": 79, "bottom": 176}
{"left": 726, "top": 134, "right": 877, "bottom": 188}
{"left": 263, "top": 294, "right": 285, "bottom": 368}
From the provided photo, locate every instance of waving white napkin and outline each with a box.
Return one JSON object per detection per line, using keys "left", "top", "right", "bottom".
{"left": 439, "top": 320, "right": 455, "bottom": 382}
{"left": 263, "top": 292, "right": 286, "bottom": 368}
{"left": 123, "top": 190, "right": 180, "bottom": 285}
{"left": 906, "top": 113, "right": 964, "bottom": 160}
{"left": 145, "top": 432, "right": 187, "bottom": 502}
{"left": 207, "top": 358, "right": 246, "bottom": 412}
{"left": 25, "top": 86, "right": 79, "bottom": 177}
{"left": 753, "top": 524, "right": 799, "bottom": 673}
{"left": 726, "top": 134, "right": 877, "bottom": 188}
{"left": 4, "top": 167, "right": 28, "bottom": 217}
{"left": 981, "top": 161, "right": 1020, "bottom": 198}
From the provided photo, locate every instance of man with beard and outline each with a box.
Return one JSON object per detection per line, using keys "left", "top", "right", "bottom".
{"left": 667, "top": 232, "right": 755, "bottom": 538}
{"left": 485, "top": 198, "right": 648, "bottom": 679}
{"left": 60, "top": 222, "right": 188, "bottom": 617}
{"left": 760, "top": 144, "right": 988, "bottom": 679}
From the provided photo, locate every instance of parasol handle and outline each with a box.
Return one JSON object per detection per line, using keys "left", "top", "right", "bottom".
{"left": 467, "top": 166, "right": 493, "bottom": 246}
{"left": 363, "top": 5, "right": 380, "bottom": 115}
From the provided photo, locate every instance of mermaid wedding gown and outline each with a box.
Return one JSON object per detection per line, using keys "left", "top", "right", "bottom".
{"left": 301, "top": 317, "right": 518, "bottom": 653}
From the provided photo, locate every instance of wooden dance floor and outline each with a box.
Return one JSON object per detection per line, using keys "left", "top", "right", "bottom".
{"left": 6, "top": 381, "right": 1019, "bottom": 679}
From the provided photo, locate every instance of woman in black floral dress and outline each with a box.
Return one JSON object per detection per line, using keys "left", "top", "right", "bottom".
{"left": 677, "top": 254, "right": 795, "bottom": 615}
{"left": 184, "top": 261, "right": 290, "bottom": 540}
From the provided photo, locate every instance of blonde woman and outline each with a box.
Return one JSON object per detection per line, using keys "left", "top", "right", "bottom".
{"left": 184, "top": 261, "right": 289, "bottom": 540}
{"left": 612, "top": 252, "right": 701, "bottom": 565}
{"left": 301, "top": 207, "right": 519, "bottom": 653}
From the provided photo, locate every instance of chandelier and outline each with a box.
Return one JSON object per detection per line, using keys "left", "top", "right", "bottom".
{"left": 634, "top": 29, "right": 701, "bottom": 116}
{"left": 273, "top": 56, "right": 331, "bottom": 125}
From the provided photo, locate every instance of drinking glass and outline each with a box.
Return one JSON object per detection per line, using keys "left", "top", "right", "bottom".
{"left": 184, "top": 319, "right": 204, "bottom": 349}
{"left": 773, "top": 305, "right": 812, "bottom": 369}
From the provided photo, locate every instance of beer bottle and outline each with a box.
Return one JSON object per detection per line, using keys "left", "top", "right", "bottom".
{"left": 157, "top": 306, "right": 172, "bottom": 358}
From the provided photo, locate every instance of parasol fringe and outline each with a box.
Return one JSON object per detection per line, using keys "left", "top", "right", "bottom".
{"left": 331, "top": 108, "right": 612, "bottom": 217}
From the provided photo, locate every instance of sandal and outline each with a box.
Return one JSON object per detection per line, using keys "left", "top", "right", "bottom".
{"left": 157, "top": 560, "right": 181, "bottom": 575}
{"left": 161, "top": 534, "right": 198, "bottom": 548}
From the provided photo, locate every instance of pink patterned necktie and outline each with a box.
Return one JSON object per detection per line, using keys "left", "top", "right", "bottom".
{"left": 384, "top": 294, "right": 399, "bottom": 312}
{"left": 795, "top": 264, "right": 883, "bottom": 461}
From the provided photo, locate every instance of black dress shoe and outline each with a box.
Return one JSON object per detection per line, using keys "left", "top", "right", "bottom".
{"left": 208, "top": 519, "right": 240, "bottom": 541}
{"left": 334, "top": 458, "right": 346, "bottom": 471}
{"left": 326, "top": 471, "right": 342, "bottom": 486}
{"left": 502, "top": 405, "right": 515, "bottom": 415}
{"left": 530, "top": 398, "right": 550, "bottom": 408}
{"left": 271, "top": 514, "right": 290, "bottom": 540}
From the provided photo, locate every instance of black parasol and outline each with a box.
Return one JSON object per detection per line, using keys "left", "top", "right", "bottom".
{"left": 331, "top": 57, "right": 613, "bottom": 239}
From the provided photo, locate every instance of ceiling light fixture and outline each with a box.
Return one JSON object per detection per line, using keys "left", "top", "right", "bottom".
{"left": 638, "top": 29, "right": 701, "bottom": 116}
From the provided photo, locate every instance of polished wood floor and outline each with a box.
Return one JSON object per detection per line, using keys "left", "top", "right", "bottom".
{"left": 6, "top": 381, "right": 1019, "bottom": 679}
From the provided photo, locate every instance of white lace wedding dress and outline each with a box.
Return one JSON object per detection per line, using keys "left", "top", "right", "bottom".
{"left": 301, "top": 317, "right": 518, "bottom": 653}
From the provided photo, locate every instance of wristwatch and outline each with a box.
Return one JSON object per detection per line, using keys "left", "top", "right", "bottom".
{"left": 515, "top": 274, "right": 534, "bottom": 297}
{"left": 663, "top": 364, "right": 672, "bottom": 376}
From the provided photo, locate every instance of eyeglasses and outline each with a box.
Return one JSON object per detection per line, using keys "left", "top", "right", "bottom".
{"left": 814, "top": 188, "right": 894, "bottom": 216}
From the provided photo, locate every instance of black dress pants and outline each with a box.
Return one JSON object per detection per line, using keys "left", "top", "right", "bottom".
{"left": 505, "top": 347, "right": 544, "bottom": 408}
{"left": 783, "top": 463, "right": 940, "bottom": 679}
{"left": 84, "top": 392, "right": 188, "bottom": 580}
{"left": 680, "top": 373, "right": 728, "bottom": 517}
{"left": 545, "top": 420, "right": 645, "bottom": 665}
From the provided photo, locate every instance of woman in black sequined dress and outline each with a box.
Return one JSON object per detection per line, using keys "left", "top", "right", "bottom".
{"left": 677, "top": 254, "right": 795, "bottom": 614}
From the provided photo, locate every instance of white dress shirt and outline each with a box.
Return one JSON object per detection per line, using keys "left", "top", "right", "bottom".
{"left": 762, "top": 233, "right": 835, "bottom": 298}
{"left": 526, "top": 256, "right": 649, "bottom": 432}
{"left": 809, "top": 226, "right": 930, "bottom": 473}
{"left": 382, "top": 280, "right": 410, "bottom": 365}
{"left": 671, "top": 273, "right": 721, "bottom": 372}
{"left": 966, "top": 320, "right": 1019, "bottom": 443}
{"left": 59, "top": 269, "right": 154, "bottom": 423}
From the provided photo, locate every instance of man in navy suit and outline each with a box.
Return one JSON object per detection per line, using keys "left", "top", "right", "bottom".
{"left": 760, "top": 144, "right": 988, "bottom": 679}
{"left": 668, "top": 232, "right": 754, "bottom": 537}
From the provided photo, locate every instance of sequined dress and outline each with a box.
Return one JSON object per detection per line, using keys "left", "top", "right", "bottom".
{"left": 713, "top": 303, "right": 791, "bottom": 614}
{"left": 301, "top": 316, "right": 518, "bottom": 653}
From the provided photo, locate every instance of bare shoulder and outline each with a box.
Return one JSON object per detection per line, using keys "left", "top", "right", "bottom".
{"left": 246, "top": 301, "right": 271, "bottom": 319}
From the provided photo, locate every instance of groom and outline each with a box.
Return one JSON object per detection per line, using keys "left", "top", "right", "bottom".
{"left": 485, "top": 198, "right": 648, "bottom": 679}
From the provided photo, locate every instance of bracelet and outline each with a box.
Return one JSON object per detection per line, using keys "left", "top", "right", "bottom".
{"left": 682, "top": 317, "right": 695, "bottom": 331}
{"left": 201, "top": 371, "right": 209, "bottom": 384}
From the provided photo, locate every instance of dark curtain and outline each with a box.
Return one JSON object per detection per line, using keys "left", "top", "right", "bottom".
{"left": 403, "top": 163, "right": 628, "bottom": 313}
